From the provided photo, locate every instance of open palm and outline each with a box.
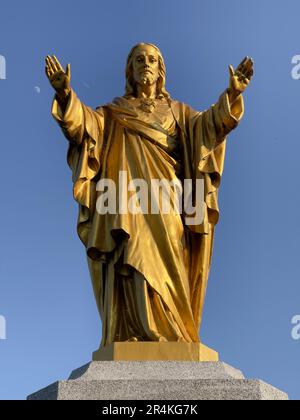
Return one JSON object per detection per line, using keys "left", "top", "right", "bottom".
{"left": 45, "top": 55, "right": 71, "bottom": 96}
{"left": 229, "top": 57, "right": 254, "bottom": 95}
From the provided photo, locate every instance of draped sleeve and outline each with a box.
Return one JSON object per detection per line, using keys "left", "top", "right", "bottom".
{"left": 52, "top": 89, "right": 105, "bottom": 246}
{"left": 172, "top": 91, "right": 244, "bottom": 233}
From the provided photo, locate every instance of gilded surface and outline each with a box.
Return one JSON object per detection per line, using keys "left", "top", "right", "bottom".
{"left": 45, "top": 44, "right": 254, "bottom": 350}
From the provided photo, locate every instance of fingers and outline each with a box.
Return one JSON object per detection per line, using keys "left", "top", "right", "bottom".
{"left": 45, "top": 63, "right": 52, "bottom": 78}
{"left": 245, "top": 58, "right": 254, "bottom": 79}
{"left": 236, "top": 56, "right": 248, "bottom": 71}
{"left": 45, "top": 56, "right": 54, "bottom": 77}
{"left": 66, "top": 63, "right": 71, "bottom": 79}
{"left": 45, "top": 56, "right": 58, "bottom": 80}
{"left": 52, "top": 55, "right": 64, "bottom": 72}
{"left": 228, "top": 65, "right": 235, "bottom": 78}
{"left": 236, "top": 56, "right": 254, "bottom": 79}
{"left": 45, "top": 55, "right": 67, "bottom": 79}
{"left": 46, "top": 55, "right": 57, "bottom": 73}
{"left": 242, "top": 57, "right": 254, "bottom": 78}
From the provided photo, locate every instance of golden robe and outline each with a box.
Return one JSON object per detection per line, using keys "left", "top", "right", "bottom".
{"left": 52, "top": 90, "right": 244, "bottom": 346}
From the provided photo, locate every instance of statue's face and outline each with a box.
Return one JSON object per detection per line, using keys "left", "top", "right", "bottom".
{"left": 132, "top": 45, "right": 160, "bottom": 87}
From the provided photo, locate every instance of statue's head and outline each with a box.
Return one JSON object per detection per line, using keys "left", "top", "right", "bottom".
{"left": 124, "top": 43, "right": 170, "bottom": 99}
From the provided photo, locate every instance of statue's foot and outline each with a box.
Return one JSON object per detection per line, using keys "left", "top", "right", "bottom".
{"left": 158, "top": 336, "right": 168, "bottom": 342}
{"left": 126, "top": 335, "right": 168, "bottom": 342}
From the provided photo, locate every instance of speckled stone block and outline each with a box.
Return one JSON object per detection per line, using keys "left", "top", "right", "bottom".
{"left": 27, "top": 362, "right": 288, "bottom": 401}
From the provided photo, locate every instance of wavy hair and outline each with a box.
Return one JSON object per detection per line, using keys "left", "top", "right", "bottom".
{"left": 124, "top": 43, "right": 171, "bottom": 100}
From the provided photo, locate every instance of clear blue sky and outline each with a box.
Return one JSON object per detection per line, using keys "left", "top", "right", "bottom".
{"left": 0, "top": 0, "right": 299, "bottom": 400}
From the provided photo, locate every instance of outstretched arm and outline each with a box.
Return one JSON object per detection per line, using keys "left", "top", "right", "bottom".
{"left": 228, "top": 57, "right": 254, "bottom": 105}
{"left": 198, "top": 56, "right": 254, "bottom": 149}
{"left": 45, "top": 55, "right": 104, "bottom": 146}
{"left": 46, "top": 55, "right": 84, "bottom": 144}
{"left": 186, "top": 57, "right": 254, "bottom": 164}
{"left": 226, "top": 56, "right": 254, "bottom": 121}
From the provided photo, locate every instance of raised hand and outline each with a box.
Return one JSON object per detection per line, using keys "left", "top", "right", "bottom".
{"left": 45, "top": 55, "right": 71, "bottom": 99}
{"left": 228, "top": 57, "right": 254, "bottom": 101}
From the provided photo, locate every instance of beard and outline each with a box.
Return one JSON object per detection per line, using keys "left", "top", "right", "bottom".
{"left": 134, "top": 70, "right": 158, "bottom": 86}
{"left": 140, "top": 75, "right": 155, "bottom": 85}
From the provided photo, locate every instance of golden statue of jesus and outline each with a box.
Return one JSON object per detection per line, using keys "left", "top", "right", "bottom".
{"left": 45, "top": 44, "right": 253, "bottom": 351}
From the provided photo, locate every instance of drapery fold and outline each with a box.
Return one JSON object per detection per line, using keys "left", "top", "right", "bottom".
{"left": 52, "top": 90, "right": 244, "bottom": 345}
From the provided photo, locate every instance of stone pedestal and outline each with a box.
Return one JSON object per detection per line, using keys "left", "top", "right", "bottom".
{"left": 27, "top": 359, "right": 288, "bottom": 400}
